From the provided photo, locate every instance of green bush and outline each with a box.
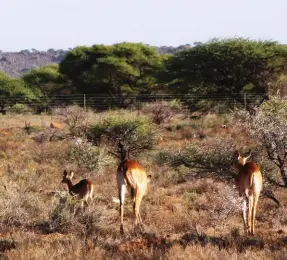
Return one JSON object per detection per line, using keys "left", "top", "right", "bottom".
{"left": 154, "top": 137, "right": 238, "bottom": 180}
{"left": 7, "top": 103, "right": 33, "bottom": 114}
{"left": 87, "top": 114, "right": 159, "bottom": 156}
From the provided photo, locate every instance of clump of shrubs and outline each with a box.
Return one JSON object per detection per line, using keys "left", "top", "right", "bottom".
{"left": 7, "top": 103, "right": 33, "bottom": 114}
{"left": 53, "top": 105, "right": 92, "bottom": 137}
{"left": 68, "top": 138, "right": 112, "bottom": 171}
{"left": 87, "top": 114, "right": 159, "bottom": 157}
{"left": 142, "top": 100, "right": 185, "bottom": 125}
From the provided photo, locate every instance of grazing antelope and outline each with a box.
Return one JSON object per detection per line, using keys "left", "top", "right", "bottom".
{"left": 61, "top": 170, "right": 94, "bottom": 207}
{"left": 232, "top": 150, "right": 263, "bottom": 235}
{"left": 117, "top": 159, "right": 151, "bottom": 234}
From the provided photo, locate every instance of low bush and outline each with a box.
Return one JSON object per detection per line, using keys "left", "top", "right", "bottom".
{"left": 68, "top": 138, "right": 113, "bottom": 171}
{"left": 7, "top": 104, "right": 33, "bottom": 114}
{"left": 53, "top": 105, "right": 92, "bottom": 137}
{"left": 87, "top": 114, "right": 160, "bottom": 157}
{"left": 142, "top": 100, "right": 186, "bottom": 125}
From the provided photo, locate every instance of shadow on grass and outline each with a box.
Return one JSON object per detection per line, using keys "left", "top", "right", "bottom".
{"left": 107, "top": 230, "right": 287, "bottom": 254}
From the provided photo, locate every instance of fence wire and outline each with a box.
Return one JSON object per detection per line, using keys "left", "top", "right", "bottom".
{"left": 0, "top": 93, "right": 266, "bottom": 112}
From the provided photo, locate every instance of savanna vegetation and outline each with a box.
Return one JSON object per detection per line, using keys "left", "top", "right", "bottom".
{"left": 1, "top": 38, "right": 287, "bottom": 112}
{"left": 0, "top": 96, "right": 285, "bottom": 259}
{"left": 0, "top": 38, "right": 286, "bottom": 259}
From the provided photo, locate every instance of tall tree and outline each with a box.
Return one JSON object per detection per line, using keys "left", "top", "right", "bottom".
{"left": 59, "top": 43, "right": 163, "bottom": 106}
{"left": 163, "top": 38, "right": 287, "bottom": 99}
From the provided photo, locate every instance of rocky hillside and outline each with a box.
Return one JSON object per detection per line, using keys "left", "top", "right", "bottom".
{"left": 0, "top": 45, "right": 191, "bottom": 77}
{"left": 0, "top": 49, "right": 67, "bottom": 77}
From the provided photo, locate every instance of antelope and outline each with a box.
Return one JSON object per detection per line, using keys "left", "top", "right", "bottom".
{"left": 61, "top": 170, "right": 94, "bottom": 207}
{"left": 25, "top": 121, "right": 31, "bottom": 129}
{"left": 116, "top": 142, "right": 151, "bottom": 234}
{"left": 50, "top": 122, "right": 63, "bottom": 129}
{"left": 232, "top": 150, "right": 263, "bottom": 235}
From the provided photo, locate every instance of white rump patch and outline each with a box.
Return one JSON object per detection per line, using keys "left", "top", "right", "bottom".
{"left": 253, "top": 174, "right": 261, "bottom": 192}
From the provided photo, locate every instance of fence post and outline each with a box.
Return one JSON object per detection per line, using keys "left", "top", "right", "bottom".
{"left": 244, "top": 93, "right": 247, "bottom": 110}
{"left": 84, "top": 94, "right": 86, "bottom": 111}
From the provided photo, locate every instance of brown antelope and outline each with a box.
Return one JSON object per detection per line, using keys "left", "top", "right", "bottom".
{"left": 232, "top": 150, "right": 263, "bottom": 235}
{"left": 117, "top": 159, "right": 151, "bottom": 234}
{"left": 50, "top": 122, "right": 63, "bottom": 129}
{"left": 25, "top": 121, "right": 31, "bottom": 128}
{"left": 61, "top": 170, "right": 94, "bottom": 207}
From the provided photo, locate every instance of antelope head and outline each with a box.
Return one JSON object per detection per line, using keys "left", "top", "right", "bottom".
{"left": 232, "top": 150, "right": 252, "bottom": 173}
{"left": 61, "top": 170, "right": 74, "bottom": 184}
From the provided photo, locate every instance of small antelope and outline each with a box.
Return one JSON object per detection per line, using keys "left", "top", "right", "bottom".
{"left": 61, "top": 170, "right": 94, "bottom": 207}
{"left": 50, "top": 122, "right": 63, "bottom": 129}
{"left": 25, "top": 121, "right": 31, "bottom": 129}
{"left": 117, "top": 159, "right": 151, "bottom": 234}
{"left": 232, "top": 150, "right": 263, "bottom": 235}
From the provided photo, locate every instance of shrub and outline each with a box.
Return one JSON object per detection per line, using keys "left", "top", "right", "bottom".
{"left": 167, "top": 99, "right": 185, "bottom": 111}
{"left": 53, "top": 105, "right": 92, "bottom": 137}
{"left": 154, "top": 136, "right": 237, "bottom": 180}
{"left": 87, "top": 114, "right": 159, "bottom": 157}
{"left": 47, "top": 193, "right": 77, "bottom": 233}
{"left": 234, "top": 95, "right": 287, "bottom": 186}
{"left": 68, "top": 138, "right": 112, "bottom": 171}
{"left": 0, "top": 178, "right": 44, "bottom": 227}
{"left": 142, "top": 101, "right": 173, "bottom": 125}
{"left": 6, "top": 103, "right": 33, "bottom": 114}
{"left": 41, "top": 191, "right": 106, "bottom": 235}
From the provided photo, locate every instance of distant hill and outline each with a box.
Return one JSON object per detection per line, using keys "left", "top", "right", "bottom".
{"left": 0, "top": 49, "right": 67, "bottom": 77}
{"left": 0, "top": 44, "right": 192, "bottom": 77}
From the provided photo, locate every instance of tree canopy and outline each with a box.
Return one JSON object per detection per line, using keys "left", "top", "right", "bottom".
{"left": 0, "top": 71, "right": 36, "bottom": 110}
{"left": 22, "top": 64, "right": 68, "bottom": 96}
{"left": 163, "top": 38, "right": 287, "bottom": 97}
{"left": 59, "top": 43, "right": 164, "bottom": 105}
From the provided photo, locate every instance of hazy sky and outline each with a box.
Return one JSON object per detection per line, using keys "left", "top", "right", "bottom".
{"left": 1, "top": 0, "right": 286, "bottom": 51}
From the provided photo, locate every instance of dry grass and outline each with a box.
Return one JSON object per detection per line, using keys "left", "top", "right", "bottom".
{"left": 0, "top": 111, "right": 286, "bottom": 259}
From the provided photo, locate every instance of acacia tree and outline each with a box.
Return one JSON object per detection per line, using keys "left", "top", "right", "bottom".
{"left": 163, "top": 38, "right": 287, "bottom": 105}
{"left": 22, "top": 64, "right": 67, "bottom": 95}
{"left": 235, "top": 95, "right": 287, "bottom": 186}
{"left": 59, "top": 43, "right": 164, "bottom": 107}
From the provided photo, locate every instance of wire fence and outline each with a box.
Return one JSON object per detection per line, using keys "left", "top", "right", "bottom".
{"left": 0, "top": 93, "right": 267, "bottom": 113}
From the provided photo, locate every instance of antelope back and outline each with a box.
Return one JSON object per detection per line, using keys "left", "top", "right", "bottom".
{"left": 71, "top": 179, "right": 93, "bottom": 198}
{"left": 50, "top": 122, "right": 63, "bottom": 129}
{"left": 118, "top": 160, "right": 151, "bottom": 189}
{"left": 233, "top": 150, "right": 262, "bottom": 194}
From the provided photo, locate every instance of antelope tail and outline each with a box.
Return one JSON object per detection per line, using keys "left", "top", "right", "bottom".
{"left": 124, "top": 170, "right": 137, "bottom": 190}
{"left": 249, "top": 172, "right": 254, "bottom": 189}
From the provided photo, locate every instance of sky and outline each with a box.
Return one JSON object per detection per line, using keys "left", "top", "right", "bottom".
{"left": 1, "top": 0, "right": 286, "bottom": 51}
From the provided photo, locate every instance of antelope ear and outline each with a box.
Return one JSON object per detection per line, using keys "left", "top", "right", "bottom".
{"left": 147, "top": 175, "right": 151, "bottom": 183}
{"left": 245, "top": 150, "right": 252, "bottom": 160}
{"left": 69, "top": 171, "right": 74, "bottom": 179}
{"left": 234, "top": 150, "right": 240, "bottom": 158}
{"left": 63, "top": 170, "right": 68, "bottom": 176}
